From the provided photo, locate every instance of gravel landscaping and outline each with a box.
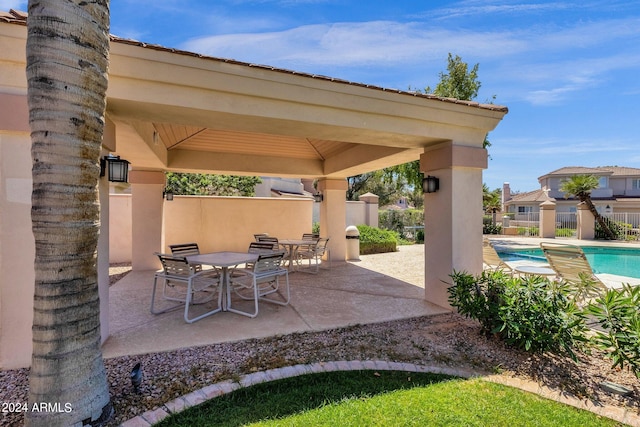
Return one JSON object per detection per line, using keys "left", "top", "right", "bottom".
{"left": 1, "top": 256, "right": 638, "bottom": 426}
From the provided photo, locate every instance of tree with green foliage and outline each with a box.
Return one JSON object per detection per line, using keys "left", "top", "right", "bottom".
{"left": 362, "top": 53, "right": 492, "bottom": 206}
{"left": 559, "top": 175, "right": 615, "bottom": 240}
{"left": 425, "top": 53, "right": 481, "bottom": 101}
{"left": 165, "top": 172, "right": 261, "bottom": 197}
{"left": 483, "top": 184, "right": 502, "bottom": 225}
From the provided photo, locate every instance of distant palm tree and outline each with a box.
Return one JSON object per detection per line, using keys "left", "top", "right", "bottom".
{"left": 26, "top": 1, "right": 112, "bottom": 425}
{"left": 559, "top": 175, "right": 615, "bottom": 240}
{"left": 483, "top": 184, "right": 502, "bottom": 225}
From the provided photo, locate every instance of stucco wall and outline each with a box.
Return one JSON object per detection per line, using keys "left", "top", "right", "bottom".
{"left": 109, "top": 194, "right": 133, "bottom": 263}
{"left": 111, "top": 195, "right": 377, "bottom": 263}
{"left": 0, "top": 132, "right": 35, "bottom": 370}
{"left": 345, "top": 201, "right": 366, "bottom": 227}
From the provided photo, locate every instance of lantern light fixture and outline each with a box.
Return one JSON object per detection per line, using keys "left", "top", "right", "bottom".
{"left": 100, "top": 154, "right": 130, "bottom": 183}
{"left": 422, "top": 175, "right": 440, "bottom": 193}
{"left": 313, "top": 192, "right": 324, "bottom": 203}
{"left": 163, "top": 189, "right": 174, "bottom": 201}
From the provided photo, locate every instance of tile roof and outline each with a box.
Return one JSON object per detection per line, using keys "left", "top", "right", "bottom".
{"left": 541, "top": 166, "right": 640, "bottom": 178}
{"left": 507, "top": 189, "right": 555, "bottom": 203}
{"left": 1, "top": 9, "right": 508, "bottom": 114}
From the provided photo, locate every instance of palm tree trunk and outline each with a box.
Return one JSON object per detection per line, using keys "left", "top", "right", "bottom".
{"left": 583, "top": 197, "right": 616, "bottom": 240}
{"left": 26, "top": 1, "right": 112, "bottom": 425}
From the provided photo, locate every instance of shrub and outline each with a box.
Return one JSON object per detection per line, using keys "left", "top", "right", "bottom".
{"left": 448, "top": 270, "right": 587, "bottom": 359}
{"left": 555, "top": 228, "right": 575, "bottom": 237}
{"left": 595, "top": 217, "right": 631, "bottom": 240}
{"left": 517, "top": 226, "right": 538, "bottom": 236}
{"left": 379, "top": 209, "right": 423, "bottom": 239}
{"left": 483, "top": 223, "right": 502, "bottom": 235}
{"left": 415, "top": 229, "right": 424, "bottom": 243}
{"left": 585, "top": 284, "right": 640, "bottom": 378}
{"left": 356, "top": 225, "right": 397, "bottom": 254}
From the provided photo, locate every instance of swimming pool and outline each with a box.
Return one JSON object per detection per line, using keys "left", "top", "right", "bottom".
{"left": 498, "top": 246, "right": 640, "bottom": 279}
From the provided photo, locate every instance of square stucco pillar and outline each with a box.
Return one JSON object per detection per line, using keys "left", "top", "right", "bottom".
{"left": 421, "top": 143, "right": 488, "bottom": 309}
{"left": 130, "top": 170, "right": 165, "bottom": 270}
{"left": 577, "top": 202, "right": 595, "bottom": 240}
{"left": 539, "top": 200, "right": 557, "bottom": 238}
{"left": 317, "top": 178, "right": 348, "bottom": 262}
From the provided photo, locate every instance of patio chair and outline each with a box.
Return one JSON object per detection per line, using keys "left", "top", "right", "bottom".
{"left": 169, "top": 242, "right": 203, "bottom": 271}
{"left": 297, "top": 237, "right": 330, "bottom": 274}
{"left": 248, "top": 241, "right": 279, "bottom": 253}
{"left": 257, "top": 235, "right": 290, "bottom": 259}
{"left": 540, "top": 242, "right": 607, "bottom": 303}
{"left": 482, "top": 241, "right": 514, "bottom": 274}
{"left": 151, "top": 253, "right": 222, "bottom": 323}
{"left": 302, "top": 233, "right": 320, "bottom": 240}
{"left": 253, "top": 233, "right": 269, "bottom": 241}
{"left": 228, "top": 252, "right": 290, "bottom": 318}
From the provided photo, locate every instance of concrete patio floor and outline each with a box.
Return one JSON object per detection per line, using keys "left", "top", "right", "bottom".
{"left": 102, "top": 244, "right": 448, "bottom": 359}
{"left": 102, "top": 237, "right": 640, "bottom": 360}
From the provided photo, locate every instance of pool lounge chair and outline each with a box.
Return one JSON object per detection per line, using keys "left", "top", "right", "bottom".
{"left": 540, "top": 242, "right": 607, "bottom": 302}
{"left": 482, "top": 240, "right": 514, "bottom": 274}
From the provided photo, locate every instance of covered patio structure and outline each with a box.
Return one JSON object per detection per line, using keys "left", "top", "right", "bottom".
{"left": 0, "top": 9, "right": 507, "bottom": 369}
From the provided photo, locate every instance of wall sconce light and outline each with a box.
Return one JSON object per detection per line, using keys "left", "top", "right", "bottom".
{"left": 422, "top": 175, "right": 439, "bottom": 193}
{"left": 163, "top": 189, "right": 174, "bottom": 201}
{"left": 100, "top": 154, "right": 130, "bottom": 183}
{"left": 313, "top": 192, "right": 324, "bottom": 203}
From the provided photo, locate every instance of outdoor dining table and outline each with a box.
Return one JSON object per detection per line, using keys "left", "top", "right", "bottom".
{"left": 186, "top": 251, "right": 259, "bottom": 311}
{"left": 278, "top": 239, "right": 315, "bottom": 271}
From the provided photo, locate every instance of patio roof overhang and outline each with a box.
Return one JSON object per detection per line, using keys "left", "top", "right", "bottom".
{"left": 0, "top": 11, "right": 507, "bottom": 179}
{"left": 102, "top": 36, "right": 508, "bottom": 179}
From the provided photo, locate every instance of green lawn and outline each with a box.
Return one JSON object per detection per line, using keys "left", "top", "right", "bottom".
{"left": 155, "top": 370, "right": 619, "bottom": 427}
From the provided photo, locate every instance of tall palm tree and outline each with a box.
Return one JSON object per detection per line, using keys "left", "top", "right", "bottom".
{"left": 26, "top": 1, "right": 112, "bottom": 425}
{"left": 483, "top": 184, "right": 502, "bottom": 225}
{"left": 559, "top": 175, "right": 615, "bottom": 240}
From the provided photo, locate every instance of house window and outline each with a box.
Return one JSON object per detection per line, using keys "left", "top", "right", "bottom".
{"left": 598, "top": 176, "right": 608, "bottom": 188}
{"left": 518, "top": 206, "right": 533, "bottom": 214}
{"left": 633, "top": 179, "right": 640, "bottom": 190}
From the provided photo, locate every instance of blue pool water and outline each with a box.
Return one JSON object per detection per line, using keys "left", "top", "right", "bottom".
{"left": 498, "top": 246, "right": 640, "bottom": 279}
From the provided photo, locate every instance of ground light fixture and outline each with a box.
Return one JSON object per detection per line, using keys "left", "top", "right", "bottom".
{"left": 100, "top": 154, "right": 130, "bottom": 183}
{"left": 422, "top": 175, "right": 439, "bottom": 193}
{"left": 163, "top": 189, "right": 174, "bottom": 201}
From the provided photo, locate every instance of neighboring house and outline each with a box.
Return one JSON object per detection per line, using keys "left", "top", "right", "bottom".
{"left": 503, "top": 166, "right": 640, "bottom": 217}
{"left": 380, "top": 197, "right": 414, "bottom": 211}
{"left": 254, "top": 177, "right": 313, "bottom": 199}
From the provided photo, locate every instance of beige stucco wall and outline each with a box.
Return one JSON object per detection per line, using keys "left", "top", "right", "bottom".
{"left": 345, "top": 201, "right": 366, "bottom": 227}
{"left": 162, "top": 196, "right": 314, "bottom": 255}
{"left": 107, "top": 191, "right": 383, "bottom": 266}
{"left": 109, "top": 194, "right": 133, "bottom": 263}
{"left": 0, "top": 131, "right": 35, "bottom": 370}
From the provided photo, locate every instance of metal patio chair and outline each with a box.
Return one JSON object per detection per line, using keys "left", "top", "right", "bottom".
{"left": 228, "top": 252, "right": 289, "bottom": 318}
{"left": 297, "top": 237, "right": 330, "bottom": 274}
{"left": 151, "top": 253, "right": 222, "bottom": 323}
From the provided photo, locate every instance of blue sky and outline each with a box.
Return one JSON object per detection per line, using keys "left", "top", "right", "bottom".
{"left": 4, "top": 0, "right": 640, "bottom": 192}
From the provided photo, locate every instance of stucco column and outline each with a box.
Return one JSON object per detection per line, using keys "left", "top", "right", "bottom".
{"left": 577, "top": 202, "right": 595, "bottom": 240}
{"left": 130, "top": 170, "right": 165, "bottom": 270}
{"left": 359, "top": 192, "right": 379, "bottom": 228}
{"left": 421, "top": 142, "right": 488, "bottom": 309}
{"left": 98, "top": 150, "right": 111, "bottom": 343}
{"left": 539, "top": 200, "right": 556, "bottom": 238}
{"left": 317, "top": 178, "right": 348, "bottom": 262}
